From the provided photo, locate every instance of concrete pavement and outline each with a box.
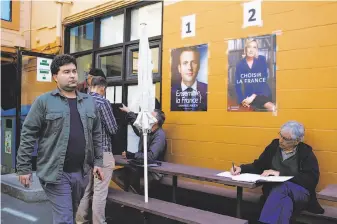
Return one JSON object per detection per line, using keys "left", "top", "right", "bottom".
{"left": 1, "top": 193, "right": 52, "bottom": 224}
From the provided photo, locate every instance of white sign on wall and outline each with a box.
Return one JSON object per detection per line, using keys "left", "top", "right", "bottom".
{"left": 243, "top": 0, "right": 263, "bottom": 28}
{"left": 181, "top": 14, "right": 196, "bottom": 38}
{"left": 37, "top": 57, "right": 52, "bottom": 82}
{"left": 5, "top": 131, "right": 11, "bottom": 154}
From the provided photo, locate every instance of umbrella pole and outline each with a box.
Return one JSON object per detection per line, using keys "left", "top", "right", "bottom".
{"left": 143, "top": 131, "right": 148, "bottom": 203}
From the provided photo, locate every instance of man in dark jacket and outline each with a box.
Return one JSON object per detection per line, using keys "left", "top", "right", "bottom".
{"left": 17, "top": 54, "right": 104, "bottom": 224}
{"left": 231, "top": 121, "right": 324, "bottom": 224}
{"left": 112, "top": 104, "right": 166, "bottom": 194}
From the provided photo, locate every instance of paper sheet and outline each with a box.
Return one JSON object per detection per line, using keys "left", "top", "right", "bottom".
{"left": 259, "top": 176, "right": 293, "bottom": 182}
{"left": 216, "top": 171, "right": 233, "bottom": 178}
{"left": 216, "top": 172, "right": 293, "bottom": 183}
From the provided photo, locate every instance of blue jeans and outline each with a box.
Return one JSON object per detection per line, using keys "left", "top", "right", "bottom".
{"left": 259, "top": 181, "right": 310, "bottom": 224}
{"left": 40, "top": 171, "right": 89, "bottom": 224}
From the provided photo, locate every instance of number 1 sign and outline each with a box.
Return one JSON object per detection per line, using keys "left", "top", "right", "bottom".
{"left": 243, "top": 0, "right": 263, "bottom": 28}
{"left": 181, "top": 14, "right": 196, "bottom": 38}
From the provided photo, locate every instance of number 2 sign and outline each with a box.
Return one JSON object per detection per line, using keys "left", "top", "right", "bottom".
{"left": 243, "top": 0, "right": 262, "bottom": 28}
{"left": 181, "top": 14, "right": 196, "bottom": 38}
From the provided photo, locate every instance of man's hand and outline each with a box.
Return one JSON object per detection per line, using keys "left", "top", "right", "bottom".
{"left": 122, "top": 151, "right": 127, "bottom": 159}
{"left": 119, "top": 104, "right": 130, "bottom": 113}
{"left": 93, "top": 166, "right": 104, "bottom": 181}
{"left": 19, "top": 174, "right": 32, "bottom": 188}
{"left": 261, "top": 169, "right": 280, "bottom": 177}
{"left": 230, "top": 165, "right": 241, "bottom": 176}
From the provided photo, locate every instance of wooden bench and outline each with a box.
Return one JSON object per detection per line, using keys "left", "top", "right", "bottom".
{"left": 114, "top": 155, "right": 260, "bottom": 218}
{"left": 159, "top": 176, "right": 337, "bottom": 224}
{"left": 107, "top": 188, "right": 248, "bottom": 224}
{"left": 317, "top": 184, "right": 337, "bottom": 202}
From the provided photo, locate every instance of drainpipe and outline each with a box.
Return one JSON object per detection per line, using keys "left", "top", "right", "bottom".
{"left": 29, "top": 0, "right": 32, "bottom": 49}
{"left": 56, "top": 1, "right": 62, "bottom": 47}
{"left": 55, "top": 0, "right": 72, "bottom": 52}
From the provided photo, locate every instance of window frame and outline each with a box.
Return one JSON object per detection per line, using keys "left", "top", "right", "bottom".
{"left": 99, "top": 12, "right": 125, "bottom": 48}
{"left": 64, "top": 1, "right": 163, "bottom": 155}
{"left": 75, "top": 53, "right": 94, "bottom": 83}
{"left": 96, "top": 48, "right": 124, "bottom": 81}
{"left": 129, "top": 2, "right": 163, "bottom": 41}
{"left": 1, "top": 0, "right": 12, "bottom": 21}
{"left": 1, "top": 0, "right": 20, "bottom": 31}
{"left": 64, "top": 1, "right": 163, "bottom": 106}
{"left": 126, "top": 40, "right": 162, "bottom": 81}
{"left": 68, "top": 21, "right": 95, "bottom": 54}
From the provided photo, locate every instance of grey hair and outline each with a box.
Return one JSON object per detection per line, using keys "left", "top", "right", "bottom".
{"left": 280, "top": 121, "right": 305, "bottom": 141}
{"left": 153, "top": 109, "right": 165, "bottom": 127}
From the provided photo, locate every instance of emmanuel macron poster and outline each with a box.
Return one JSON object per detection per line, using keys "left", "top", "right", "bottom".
{"left": 170, "top": 44, "right": 208, "bottom": 111}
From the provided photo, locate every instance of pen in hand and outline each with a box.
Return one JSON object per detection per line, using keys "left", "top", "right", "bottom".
{"left": 232, "top": 162, "right": 236, "bottom": 172}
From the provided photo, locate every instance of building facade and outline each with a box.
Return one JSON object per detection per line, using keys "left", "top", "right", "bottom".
{"left": 1, "top": 0, "right": 337, "bottom": 193}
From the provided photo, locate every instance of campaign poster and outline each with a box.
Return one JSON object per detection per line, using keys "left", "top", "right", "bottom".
{"left": 170, "top": 44, "right": 208, "bottom": 111}
{"left": 227, "top": 35, "right": 276, "bottom": 112}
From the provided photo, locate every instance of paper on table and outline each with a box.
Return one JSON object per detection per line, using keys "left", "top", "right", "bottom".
{"left": 259, "top": 176, "right": 293, "bottom": 182}
{"left": 216, "top": 172, "right": 262, "bottom": 182}
{"left": 216, "top": 171, "right": 293, "bottom": 183}
{"left": 216, "top": 171, "right": 233, "bottom": 178}
{"left": 232, "top": 173, "right": 264, "bottom": 182}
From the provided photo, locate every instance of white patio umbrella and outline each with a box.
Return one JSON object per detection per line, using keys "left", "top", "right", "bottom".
{"left": 133, "top": 23, "right": 157, "bottom": 203}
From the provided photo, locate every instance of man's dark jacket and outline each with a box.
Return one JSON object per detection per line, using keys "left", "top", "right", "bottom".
{"left": 240, "top": 139, "right": 324, "bottom": 214}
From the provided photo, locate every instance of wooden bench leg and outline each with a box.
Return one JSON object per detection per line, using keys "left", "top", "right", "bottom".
{"left": 172, "top": 175, "right": 178, "bottom": 203}
{"left": 124, "top": 167, "right": 130, "bottom": 192}
{"left": 236, "top": 186, "right": 243, "bottom": 218}
{"left": 141, "top": 211, "right": 149, "bottom": 224}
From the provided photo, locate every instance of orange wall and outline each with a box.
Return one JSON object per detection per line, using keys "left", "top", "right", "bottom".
{"left": 162, "top": 1, "right": 337, "bottom": 191}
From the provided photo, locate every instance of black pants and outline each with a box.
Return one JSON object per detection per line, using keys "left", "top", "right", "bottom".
{"left": 112, "top": 167, "right": 160, "bottom": 194}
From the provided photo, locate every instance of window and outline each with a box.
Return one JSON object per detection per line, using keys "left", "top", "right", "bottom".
{"left": 1, "top": 0, "right": 11, "bottom": 21}
{"left": 106, "top": 86, "right": 122, "bottom": 103}
{"left": 100, "top": 14, "right": 124, "bottom": 47}
{"left": 97, "top": 51, "right": 123, "bottom": 79}
{"left": 127, "top": 43, "right": 160, "bottom": 80}
{"left": 76, "top": 54, "right": 92, "bottom": 82}
{"left": 70, "top": 22, "right": 94, "bottom": 53}
{"left": 131, "top": 47, "right": 159, "bottom": 74}
{"left": 130, "top": 2, "right": 162, "bottom": 40}
{"left": 65, "top": 2, "right": 163, "bottom": 154}
{"left": 1, "top": 0, "right": 19, "bottom": 31}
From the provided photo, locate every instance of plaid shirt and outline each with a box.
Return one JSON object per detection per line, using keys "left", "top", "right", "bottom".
{"left": 89, "top": 92, "right": 118, "bottom": 152}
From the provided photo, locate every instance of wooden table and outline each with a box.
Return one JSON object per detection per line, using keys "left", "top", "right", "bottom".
{"left": 317, "top": 185, "right": 337, "bottom": 202}
{"left": 114, "top": 155, "right": 261, "bottom": 218}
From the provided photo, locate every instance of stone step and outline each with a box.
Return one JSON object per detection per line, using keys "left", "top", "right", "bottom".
{"left": 1, "top": 172, "right": 47, "bottom": 202}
